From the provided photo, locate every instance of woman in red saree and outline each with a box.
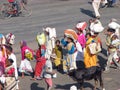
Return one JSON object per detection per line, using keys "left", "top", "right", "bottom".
{"left": 32, "top": 45, "right": 46, "bottom": 80}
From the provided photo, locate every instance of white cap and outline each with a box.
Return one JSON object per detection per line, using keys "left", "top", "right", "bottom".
{"left": 108, "top": 22, "right": 118, "bottom": 29}
{"left": 70, "top": 85, "right": 77, "bottom": 90}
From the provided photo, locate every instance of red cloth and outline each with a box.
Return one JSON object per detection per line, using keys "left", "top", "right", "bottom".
{"left": 45, "top": 78, "right": 53, "bottom": 87}
{"left": 7, "top": 68, "right": 15, "bottom": 76}
{"left": 8, "top": 0, "right": 14, "bottom": 3}
{"left": 34, "top": 47, "right": 46, "bottom": 77}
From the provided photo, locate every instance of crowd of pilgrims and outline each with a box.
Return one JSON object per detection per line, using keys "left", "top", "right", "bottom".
{"left": 0, "top": 18, "right": 120, "bottom": 90}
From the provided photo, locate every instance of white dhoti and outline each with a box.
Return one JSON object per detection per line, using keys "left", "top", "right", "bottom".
{"left": 92, "top": 1, "right": 101, "bottom": 17}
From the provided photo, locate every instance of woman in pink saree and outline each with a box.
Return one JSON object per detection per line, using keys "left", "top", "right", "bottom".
{"left": 19, "top": 40, "right": 34, "bottom": 78}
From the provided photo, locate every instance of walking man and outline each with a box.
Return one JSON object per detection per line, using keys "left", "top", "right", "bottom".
{"left": 92, "top": 0, "right": 101, "bottom": 19}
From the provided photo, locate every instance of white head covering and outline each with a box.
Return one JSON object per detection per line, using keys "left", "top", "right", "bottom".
{"left": 108, "top": 22, "right": 119, "bottom": 30}
{"left": 70, "top": 85, "right": 77, "bottom": 90}
{"left": 76, "top": 22, "right": 87, "bottom": 31}
{"left": 5, "top": 33, "right": 15, "bottom": 45}
{"left": 43, "top": 27, "right": 51, "bottom": 32}
{"left": 90, "top": 19, "right": 104, "bottom": 33}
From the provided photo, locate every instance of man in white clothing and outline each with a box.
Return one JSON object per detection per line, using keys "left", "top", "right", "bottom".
{"left": 108, "top": 18, "right": 120, "bottom": 38}
{"left": 43, "top": 27, "right": 56, "bottom": 60}
{"left": 6, "top": 46, "right": 19, "bottom": 89}
{"left": 92, "top": 0, "right": 101, "bottom": 18}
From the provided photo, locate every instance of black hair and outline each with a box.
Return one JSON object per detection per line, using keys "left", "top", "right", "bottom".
{"left": 86, "top": 33, "right": 91, "bottom": 37}
{"left": 6, "top": 45, "right": 13, "bottom": 52}
{"left": 55, "top": 40, "right": 60, "bottom": 44}
{"left": 67, "top": 37, "right": 74, "bottom": 42}
{"left": 94, "top": 32, "right": 99, "bottom": 35}
{"left": 8, "top": 59, "right": 14, "bottom": 64}
{"left": 107, "top": 28, "right": 116, "bottom": 33}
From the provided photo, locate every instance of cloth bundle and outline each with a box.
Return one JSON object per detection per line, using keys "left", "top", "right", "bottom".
{"left": 64, "top": 29, "right": 78, "bottom": 41}
{"left": 36, "top": 33, "right": 46, "bottom": 45}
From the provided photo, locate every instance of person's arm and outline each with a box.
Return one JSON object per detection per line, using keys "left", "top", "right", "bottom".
{"left": 61, "top": 38, "right": 68, "bottom": 47}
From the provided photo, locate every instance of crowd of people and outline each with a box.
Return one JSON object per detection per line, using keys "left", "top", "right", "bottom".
{"left": 0, "top": 17, "right": 120, "bottom": 90}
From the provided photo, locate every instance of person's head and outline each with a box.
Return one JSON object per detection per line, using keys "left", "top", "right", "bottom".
{"left": 55, "top": 40, "right": 60, "bottom": 46}
{"left": 107, "top": 28, "right": 116, "bottom": 36}
{"left": 44, "top": 31, "right": 49, "bottom": 36}
{"left": 43, "top": 27, "right": 51, "bottom": 36}
{"left": 20, "top": 40, "right": 27, "bottom": 48}
{"left": 77, "top": 30, "right": 83, "bottom": 34}
{"left": 7, "top": 59, "right": 14, "bottom": 67}
{"left": 89, "top": 19, "right": 93, "bottom": 24}
{"left": 93, "top": 32, "right": 99, "bottom": 37}
{"left": 6, "top": 46, "right": 13, "bottom": 55}
{"left": 111, "top": 35, "right": 118, "bottom": 41}
{"left": 67, "top": 37, "right": 74, "bottom": 43}
{"left": 86, "top": 33, "right": 91, "bottom": 40}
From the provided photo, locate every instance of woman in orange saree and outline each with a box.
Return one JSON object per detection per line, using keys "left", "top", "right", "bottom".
{"left": 84, "top": 33, "right": 97, "bottom": 68}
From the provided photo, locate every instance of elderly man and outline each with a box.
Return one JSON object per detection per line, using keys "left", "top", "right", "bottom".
{"left": 92, "top": 0, "right": 101, "bottom": 19}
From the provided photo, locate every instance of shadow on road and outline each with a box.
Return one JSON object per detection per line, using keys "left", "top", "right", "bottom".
{"left": 55, "top": 82, "right": 94, "bottom": 90}
{"left": 80, "top": 8, "right": 94, "bottom": 18}
{"left": 30, "top": 82, "right": 45, "bottom": 90}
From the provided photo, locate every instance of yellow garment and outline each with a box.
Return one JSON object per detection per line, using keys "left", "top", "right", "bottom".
{"left": 54, "top": 46, "right": 62, "bottom": 66}
{"left": 84, "top": 37, "right": 97, "bottom": 68}
{"left": 25, "top": 51, "right": 33, "bottom": 61}
{"left": 106, "top": 35, "right": 111, "bottom": 46}
{"left": 55, "top": 46, "right": 62, "bottom": 58}
{"left": 62, "top": 59, "right": 68, "bottom": 72}
{"left": 54, "top": 57, "right": 61, "bottom": 66}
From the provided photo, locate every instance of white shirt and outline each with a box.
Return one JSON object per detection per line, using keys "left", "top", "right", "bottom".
{"left": 75, "top": 41, "right": 84, "bottom": 61}
{"left": 43, "top": 60, "right": 52, "bottom": 78}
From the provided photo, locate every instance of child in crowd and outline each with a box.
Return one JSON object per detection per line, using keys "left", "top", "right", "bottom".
{"left": 61, "top": 36, "right": 76, "bottom": 71}
{"left": 54, "top": 40, "right": 63, "bottom": 70}
{"left": 5, "top": 59, "right": 15, "bottom": 77}
{"left": 43, "top": 56, "right": 56, "bottom": 90}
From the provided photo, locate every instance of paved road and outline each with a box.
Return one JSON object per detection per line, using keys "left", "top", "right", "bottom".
{"left": 0, "top": 0, "right": 120, "bottom": 90}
